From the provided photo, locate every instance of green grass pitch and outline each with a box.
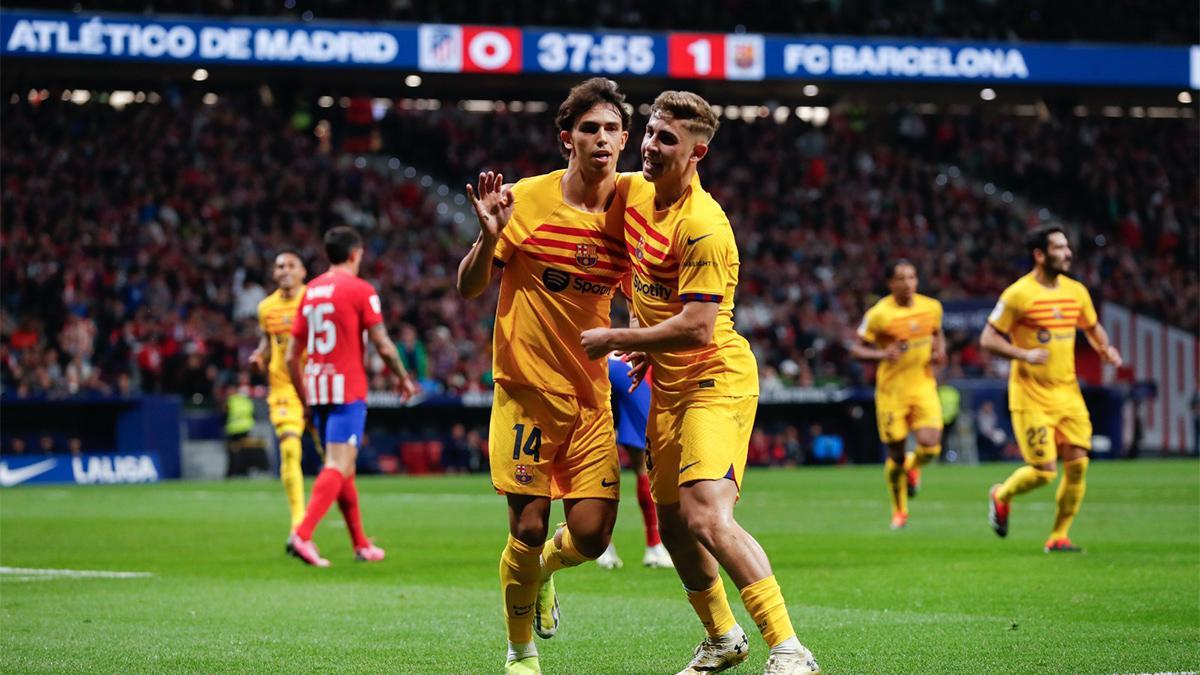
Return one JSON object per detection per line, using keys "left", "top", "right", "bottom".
{"left": 2, "top": 460, "right": 1197, "bottom": 673}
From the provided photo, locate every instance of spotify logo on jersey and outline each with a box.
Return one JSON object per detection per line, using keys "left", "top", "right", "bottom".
{"left": 542, "top": 268, "right": 571, "bottom": 292}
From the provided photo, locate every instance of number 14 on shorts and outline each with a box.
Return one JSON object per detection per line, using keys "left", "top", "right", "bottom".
{"left": 512, "top": 423, "right": 543, "bottom": 461}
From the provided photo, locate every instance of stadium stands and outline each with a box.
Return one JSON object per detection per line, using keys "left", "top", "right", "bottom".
{"left": 2, "top": 89, "right": 1196, "bottom": 409}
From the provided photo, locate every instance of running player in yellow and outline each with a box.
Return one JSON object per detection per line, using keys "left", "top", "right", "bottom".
{"left": 249, "top": 250, "right": 308, "bottom": 531}
{"left": 581, "top": 91, "right": 820, "bottom": 675}
{"left": 982, "top": 226, "right": 1123, "bottom": 553}
{"left": 851, "top": 260, "right": 946, "bottom": 530}
{"left": 457, "top": 78, "right": 632, "bottom": 675}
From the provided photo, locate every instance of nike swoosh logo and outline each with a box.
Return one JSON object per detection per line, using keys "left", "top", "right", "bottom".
{"left": 686, "top": 234, "right": 712, "bottom": 245}
{"left": 679, "top": 461, "right": 701, "bottom": 475}
{"left": 601, "top": 478, "right": 618, "bottom": 487}
{"left": 0, "top": 458, "right": 58, "bottom": 487}
{"left": 514, "top": 606, "right": 532, "bottom": 616}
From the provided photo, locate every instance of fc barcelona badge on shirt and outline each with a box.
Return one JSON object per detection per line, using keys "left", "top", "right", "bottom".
{"left": 575, "top": 243, "right": 598, "bottom": 268}
{"left": 515, "top": 464, "right": 533, "bottom": 485}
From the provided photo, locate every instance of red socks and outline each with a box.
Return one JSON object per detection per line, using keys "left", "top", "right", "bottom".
{"left": 295, "top": 467, "right": 344, "bottom": 541}
{"left": 636, "top": 473, "right": 661, "bottom": 547}
{"left": 295, "top": 467, "right": 370, "bottom": 550}
{"left": 337, "top": 476, "right": 370, "bottom": 549}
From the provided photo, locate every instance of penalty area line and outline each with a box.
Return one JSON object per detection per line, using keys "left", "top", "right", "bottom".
{"left": 0, "top": 566, "right": 154, "bottom": 579}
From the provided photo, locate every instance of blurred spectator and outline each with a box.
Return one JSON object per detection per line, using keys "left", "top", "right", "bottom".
{"left": 441, "top": 423, "right": 471, "bottom": 473}
{"left": 1, "top": 88, "right": 1194, "bottom": 399}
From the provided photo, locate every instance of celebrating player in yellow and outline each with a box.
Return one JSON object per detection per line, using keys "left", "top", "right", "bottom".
{"left": 581, "top": 91, "right": 820, "bottom": 675}
{"left": 456, "top": 78, "right": 631, "bottom": 675}
{"left": 249, "top": 250, "right": 308, "bottom": 531}
{"left": 982, "top": 226, "right": 1123, "bottom": 553}
{"left": 852, "top": 260, "right": 946, "bottom": 530}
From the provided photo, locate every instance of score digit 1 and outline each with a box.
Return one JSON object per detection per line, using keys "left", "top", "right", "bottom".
{"left": 667, "top": 33, "right": 725, "bottom": 79}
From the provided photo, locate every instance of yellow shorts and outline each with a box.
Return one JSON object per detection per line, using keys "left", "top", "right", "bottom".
{"left": 268, "top": 393, "right": 305, "bottom": 438}
{"left": 876, "top": 386, "right": 943, "bottom": 444}
{"left": 1012, "top": 405, "right": 1092, "bottom": 464}
{"left": 489, "top": 381, "right": 619, "bottom": 500}
{"left": 646, "top": 394, "right": 757, "bottom": 505}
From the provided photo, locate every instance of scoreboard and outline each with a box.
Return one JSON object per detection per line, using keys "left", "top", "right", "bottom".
{"left": 2, "top": 10, "right": 1197, "bottom": 89}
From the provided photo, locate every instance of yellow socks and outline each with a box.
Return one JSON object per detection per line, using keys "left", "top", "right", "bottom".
{"left": 996, "top": 465, "right": 1057, "bottom": 503}
{"left": 500, "top": 535, "right": 542, "bottom": 644}
{"left": 1051, "top": 457, "right": 1089, "bottom": 539}
{"left": 541, "top": 525, "right": 590, "bottom": 579}
{"left": 885, "top": 458, "right": 907, "bottom": 515}
{"left": 279, "top": 434, "right": 306, "bottom": 528}
{"left": 686, "top": 578, "right": 738, "bottom": 638}
{"left": 740, "top": 575, "right": 796, "bottom": 648}
{"left": 915, "top": 444, "right": 941, "bottom": 466}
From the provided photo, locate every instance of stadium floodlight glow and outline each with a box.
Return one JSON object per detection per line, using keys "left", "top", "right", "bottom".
{"left": 802, "top": 84, "right": 819, "bottom": 97}
{"left": 405, "top": 75, "right": 422, "bottom": 88}
{"left": 192, "top": 68, "right": 208, "bottom": 82}
{"left": 979, "top": 88, "right": 996, "bottom": 101}
{"left": 202, "top": 93, "right": 218, "bottom": 105}
{"left": 318, "top": 96, "right": 334, "bottom": 108}
{"left": 1179, "top": 91, "right": 1193, "bottom": 104}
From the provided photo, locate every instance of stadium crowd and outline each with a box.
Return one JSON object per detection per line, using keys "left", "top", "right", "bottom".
{"left": 56, "top": 0, "right": 1199, "bottom": 44}
{"left": 2, "top": 88, "right": 1196, "bottom": 408}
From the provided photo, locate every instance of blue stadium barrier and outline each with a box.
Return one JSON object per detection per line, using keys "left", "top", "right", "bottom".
{"left": 0, "top": 396, "right": 182, "bottom": 480}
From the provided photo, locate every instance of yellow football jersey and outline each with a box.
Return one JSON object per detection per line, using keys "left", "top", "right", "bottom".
{"left": 622, "top": 173, "right": 757, "bottom": 399}
{"left": 491, "top": 170, "right": 630, "bottom": 408}
{"left": 257, "top": 286, "right": 306, "bottom": 397}
{"left": 857, "top": 293, "right": 943, "bottom": 400}
{"left": 988, "top": 272, "right": 1098, "bottom": 411}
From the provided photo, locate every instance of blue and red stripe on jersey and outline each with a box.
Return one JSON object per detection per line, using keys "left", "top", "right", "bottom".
{"left": 679, "top": 293, "right": 723, "bottom": 303}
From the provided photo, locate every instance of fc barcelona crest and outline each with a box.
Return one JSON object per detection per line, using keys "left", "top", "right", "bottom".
{"left": 515, "top": 464, "right": 533, "bottom": 485}
{"left": 575, "top": 243, "right": 598, "bottom": 268}
{"left": 1052, "top": 307, "right": 1064, "bottom": 320}
{"left": 734, "top": 43, "right": 756, "bottom": 69}
{"left": 635, "top": 236, "right": 646, "bottom": 261}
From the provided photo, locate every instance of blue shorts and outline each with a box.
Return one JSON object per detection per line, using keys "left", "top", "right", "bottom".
{"left": 609, "top": 357, "right": 650, "bottom": 450}
{"left": 311, "top": 401, "right": 367, "bottom": 447}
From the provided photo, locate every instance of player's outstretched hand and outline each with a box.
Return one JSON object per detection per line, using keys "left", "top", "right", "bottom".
{"left": 617, "top": 351, "right": 649, "bottom": 392}
{"left": 1024, "top": 347, "right": 1050, "bottom": 365}
{"left": 1101, "top": 345, "right": 1123, "bottom": 368}
{"left": 466, "top": 170, "right": 514, "bottom": 241}
{"left": 248, "top": 349, "right": 266, "bottom": 374}
{"left": 398, "top": 372, "right": 420, "bottom": 401}
{"left": 580, "top": 328, "right": 614, "bottom": 360}
{"left": 301, "top": 403, "right": 313, "bottom": 432}
{"left": 883, "top": 343, "right": 903, "bottom": 362}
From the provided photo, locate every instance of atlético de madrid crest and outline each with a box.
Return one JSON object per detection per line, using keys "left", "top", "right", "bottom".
{"left": 575, "top": 243, "right": 598, "bottom": 268}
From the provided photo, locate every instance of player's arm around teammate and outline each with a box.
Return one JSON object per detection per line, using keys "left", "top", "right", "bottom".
{"left": 582, "top": 91, "right": 819, "bottom": 674}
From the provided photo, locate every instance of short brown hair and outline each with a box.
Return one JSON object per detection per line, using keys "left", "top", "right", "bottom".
{"left": 555, "top": 78, "right": 631, "bottom": 159}
{"left": 650, "top": 91, "right": 720, "bottom": 142}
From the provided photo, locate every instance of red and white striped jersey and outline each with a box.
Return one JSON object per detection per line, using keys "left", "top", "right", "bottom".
{"left": 290, "top": 268, "right": 383, "bottom": 405}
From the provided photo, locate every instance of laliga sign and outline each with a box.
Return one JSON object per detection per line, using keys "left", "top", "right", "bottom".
{"left": 783, "top": 42, "right": 1029, "bottom": 80}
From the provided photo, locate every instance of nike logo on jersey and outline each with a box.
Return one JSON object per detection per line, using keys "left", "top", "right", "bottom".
{"left": 679, "top": 461, "right": 701, "bottom": 475}
{"left": 0, "top": 458, "right": 58, "bottom": 487}
{"left": 686, "top": 234, "right": 712, "bottom": 245}
{"left": 600, "top": 477, "right": 618, "bottom": 487}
